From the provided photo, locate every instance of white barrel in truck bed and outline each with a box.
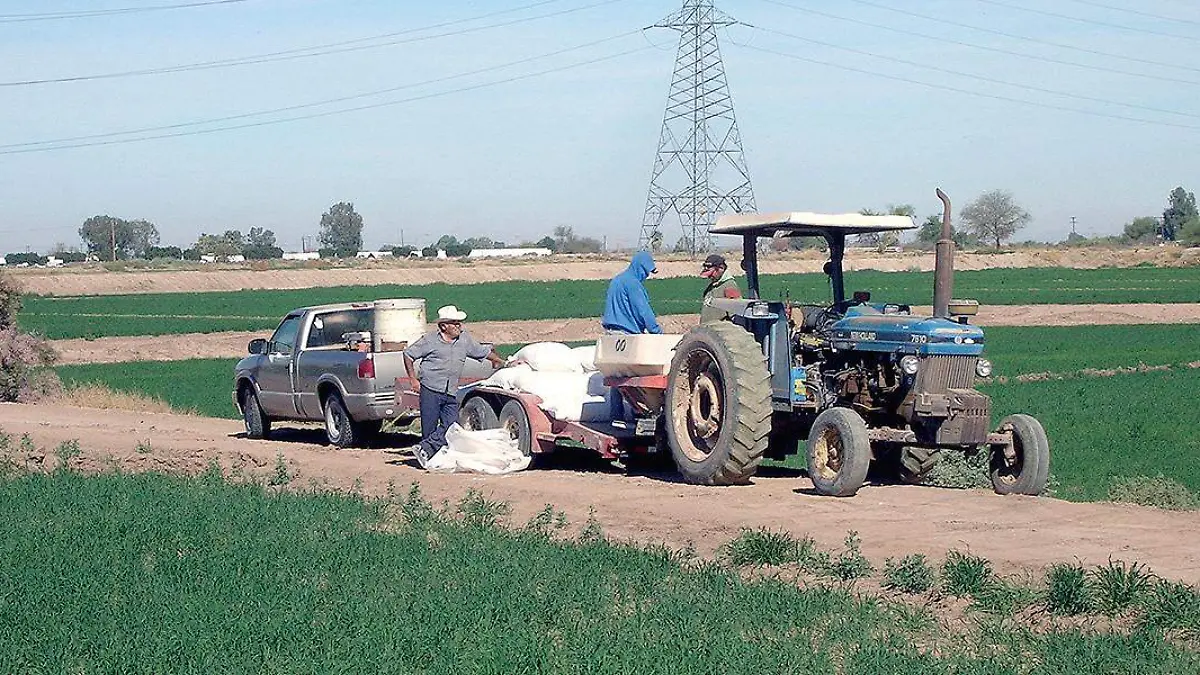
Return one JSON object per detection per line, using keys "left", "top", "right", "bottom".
{"left": 594, "top": 334, "right": 682, "bottom": 378}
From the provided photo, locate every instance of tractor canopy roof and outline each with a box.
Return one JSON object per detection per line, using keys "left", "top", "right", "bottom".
{"left": 712, "top": 212, "right": 916, "bottom": 238}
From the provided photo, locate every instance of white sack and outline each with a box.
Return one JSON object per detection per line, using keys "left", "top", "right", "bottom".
{"left": 572, "top": 345, "right": 598, "bottom": 372}
{"left": 474, "top": 368, "right": 612, "bottom": 423}
{"left": 426, "top": 423, "right": 530, "bottom": 475}
{"left": 507, "top": 342, "right": 582, "bottom": 373}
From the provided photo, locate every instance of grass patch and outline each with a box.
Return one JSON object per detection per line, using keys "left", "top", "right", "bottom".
{"left": 1045, "top": 563, "right": 1093, "bottom": 616}
{"left": 942, "top": 551, "right": 994, "bottom": 598}
{"left": 3, "top": 470, "right": 1197, "bottom": 673}
{"left": 883, "top": 554, "right": 936, "bottom": 595}
{"left": 982, "top": 324, "right": 1200, "bottom": 378}
{"left": 1108, "top": 475, "right": 1199, "bottom": 511}
{"left": 22, "top": 266, "right": 1200, "bottom": 339}
{"left": 56, "top": 359, "right": 237, "bottom": 419}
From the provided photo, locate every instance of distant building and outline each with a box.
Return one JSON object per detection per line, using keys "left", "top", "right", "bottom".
{"left": 467, "top": 248, "right": 552, "bottom": 259}
{"left": 283, "top": 251, "right": 321, "bottom": 261}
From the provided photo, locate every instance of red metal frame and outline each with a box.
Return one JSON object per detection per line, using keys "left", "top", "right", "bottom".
{"left": 396, "top": 376, "right": 670, "bottom": 461}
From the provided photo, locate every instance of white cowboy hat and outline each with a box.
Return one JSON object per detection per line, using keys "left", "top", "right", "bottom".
{"left": 436, "top": 305, "right": 467, "bottom": 322}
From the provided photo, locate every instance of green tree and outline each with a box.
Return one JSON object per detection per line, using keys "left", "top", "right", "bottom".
{"left": 463, "top": 237, "right": 496, "bottom": 250}
{"left": 917, "top": 214, "right": 977, "bottom": 248}
{"left": 961, "top": 190, "right": 1031, "bottom": 249}
{"left": 78, "top": 215, "right": 160, "bottom": 260}
{"left": 858, "top": 204, "right": 913, "bottom": 249}
{"left": 145, "top": 246, "right": 184, "bottom": 260}
{"left": 1123, "top": 216, "right": 1161, "bottom": 243}
{"left": 1162, "top": 187, "right": 1197, "bottom": 242}
{"left": 195, "top": 232, "right": 242, "bottom": 259}
{"left": 243, "top": 227, "right": 282, "bottom": 260}
{"left": 1180, "top": 216, "right": 1200, "bottom": 246}
{"left": 319, "top": 202, "right": 364, "bottom": 256}
{"left": 535, "top": 236, "right": 556, "bottom": 251}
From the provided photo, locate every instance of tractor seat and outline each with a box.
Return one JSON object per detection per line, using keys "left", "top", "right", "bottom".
{"left": 796, "top": 304, "right": 831, "bottom": 332}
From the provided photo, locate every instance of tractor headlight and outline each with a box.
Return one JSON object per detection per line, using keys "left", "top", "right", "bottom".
{"left": 899, "top": 355, "right": 920, "bottom": 376}
{"left": 976, "top": 358, "right": 993, "bottom": 378}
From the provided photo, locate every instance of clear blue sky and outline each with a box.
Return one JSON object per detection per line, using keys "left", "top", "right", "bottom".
{"left": 1, "top": 0, "right": 1197, "bottom": 254}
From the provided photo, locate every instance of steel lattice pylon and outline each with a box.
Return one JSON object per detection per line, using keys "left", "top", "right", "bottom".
{"left": 638, "top": 0, "right": 755, "bottom": 256}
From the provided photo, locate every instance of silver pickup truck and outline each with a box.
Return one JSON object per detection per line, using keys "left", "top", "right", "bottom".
{"left": 233, "top": 302, "right": 495, "bottom": 448}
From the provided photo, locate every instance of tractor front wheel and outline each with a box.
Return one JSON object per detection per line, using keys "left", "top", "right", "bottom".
{"left": 664, "top": 322, "right": 772, "bottom": 485}
{"left": 990, "top": 414, "right": 1050, "bottom": 496}
{"left": 805, "top": 407, "right": 871, "bottom": 497}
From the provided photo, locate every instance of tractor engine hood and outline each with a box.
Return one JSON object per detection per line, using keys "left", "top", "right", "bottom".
{"left": 828, "top": 306, "right": 985, "bottom": 356}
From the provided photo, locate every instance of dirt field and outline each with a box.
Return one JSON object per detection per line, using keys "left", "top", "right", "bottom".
{"left": 15, "top": 246, "right": 1198, "bottom": 296}
{"left": 3, "top": 402, "right": 1196, "bottom": 584}
{"left": 51, "top": 303, "right": 1200, "bottom": 364}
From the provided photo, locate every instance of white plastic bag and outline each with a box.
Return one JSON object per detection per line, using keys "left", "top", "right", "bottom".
{"left": 573, "top": 345, "right": 598, "bottom": 372}
{"left": 507, "top": 342, "right": 582, "bottom": 373}
{"left": 426, "top": 423, "right": 530, "bottom": 475}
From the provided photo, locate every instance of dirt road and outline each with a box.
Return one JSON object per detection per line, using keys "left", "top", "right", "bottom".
{"left": 16, "top": 246, "right": 1197, "bottom": 296}
{"left": 4, "top": 403, "right": 1196, "bottom": 583}
{"left": 51, "top": 303, "right": 1200, "bottom": 364}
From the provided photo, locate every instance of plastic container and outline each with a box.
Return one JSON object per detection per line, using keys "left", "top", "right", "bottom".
{"left": 594, "top": 334, "right": 683, "bottom": 378}
{"left": 373, "top": 298, "right": 426, "bottom": 352}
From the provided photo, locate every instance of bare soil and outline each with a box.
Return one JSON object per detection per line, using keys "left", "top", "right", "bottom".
{"left": 15, "top": 246, "right": 1198, "bottom": 296}
{"left": 3, "top": 403, "right": 1196, "bottom": 584}
{"left": 51, "top": 303, "right": 1200, "bottom": 364}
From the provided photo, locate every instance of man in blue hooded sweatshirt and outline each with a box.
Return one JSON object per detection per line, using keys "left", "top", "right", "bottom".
{"left": 601, "top": 251, "right": 662, "bottom": 423}
{"left": 602, "top": 250, "right": 663, "bottom": 335}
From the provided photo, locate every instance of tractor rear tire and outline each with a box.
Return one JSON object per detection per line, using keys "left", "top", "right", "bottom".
{"left": 805, "top": 407, "right": 871, "bottom": 497}
{"left": 459, "top": 396, "right": 499, "bottom": 431}
{"left": 990, "top": 414, "right": 1050, "bottom": 496}
{"left": 898, "top": 446, "right": 941, "bottom": 485}
{"left": 498, "top": 398, "right": 534, "bottom": 458}
{"left": 665, "top": 322, "right": 772, "bottom": 486}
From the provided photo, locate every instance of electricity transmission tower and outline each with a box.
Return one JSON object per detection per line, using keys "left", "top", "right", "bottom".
{"left": 638, "top": 0, "right": 756, "bottom": 256}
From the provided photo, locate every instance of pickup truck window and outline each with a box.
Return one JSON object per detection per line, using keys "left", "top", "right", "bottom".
{"left": 307, "top": 309, "right": 373, "bottom": 349}
{"left": 270, "top": 315, "right": 303, "bottom": 355}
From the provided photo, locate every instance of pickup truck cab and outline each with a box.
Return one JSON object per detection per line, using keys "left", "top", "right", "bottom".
{"left": 233, "top": 302, "right": 416, "bottom": 447}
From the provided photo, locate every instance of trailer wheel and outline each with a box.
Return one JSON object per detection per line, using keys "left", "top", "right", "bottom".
{"left": 805, "top": 407, "right": 871, "bottom": 497}
{"left": 665, "top": 322, "right": 771, "bottom": 485}
{"left": 459, "top": 396, "right": 499, "bottom": 431}
{"left": 990, "top": 414, "right": 1050, "bottom": 496}
{"left": 498, "top": 399, "right": 533, "bottom": 457}
{"left": 324, "top": 394, "right": 360, "bottom": 448}
{"left": 241, "top": 388, "right": 272, "bottom": 440}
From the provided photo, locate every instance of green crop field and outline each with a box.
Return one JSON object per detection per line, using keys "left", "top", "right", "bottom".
{"left": 1, "top": 470, "right": 1194, "bottom": 673}
{"left": 23, "top": 265, "right": 1200, "bottom": 339}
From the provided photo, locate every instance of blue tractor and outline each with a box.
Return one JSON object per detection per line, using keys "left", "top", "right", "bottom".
{"left": 661, "top": 191, "right": 1049, "bottom": 497}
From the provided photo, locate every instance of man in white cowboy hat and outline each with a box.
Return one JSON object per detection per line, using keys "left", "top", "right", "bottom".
{"left": 403, "top": 305, "right": 504, "bottom": 468}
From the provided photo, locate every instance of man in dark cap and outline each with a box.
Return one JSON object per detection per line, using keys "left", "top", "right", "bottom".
{"left": 699, "top": 254, "right": 743, "bottom": 324}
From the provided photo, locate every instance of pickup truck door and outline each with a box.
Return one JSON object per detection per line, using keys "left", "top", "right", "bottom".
{"left": 258, "top": 314, "right": 304, "bottom": 417}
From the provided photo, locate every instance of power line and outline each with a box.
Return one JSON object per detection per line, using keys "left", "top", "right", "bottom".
{"left": 974, "top": 0, "right": 1200, "bottom": 43}
{"left": 0, "top": 46, "right": 650, "bottom": 155}
{"left": 727, "top": 40, "right": 1200, "bottom": 132}
{"left": 0, "top": 0, "right": 251, "bottom": 23}
{"left": 1064, "top": 0, "right": 1200, "bottom": 27}
{"left": 754, "top": 0, "right": 1200, "bottom": 86}
{"left": 750, "top": 25, "right": 1200, "bottom": 120}
{"left": 1, "top": 0, "right": 626, "bottom": 87}
{"left": 0, "top": 31, "right": 641, "bottom": 149}
{"left": 842, "top": 0, "right": 1200, "bottom": 75}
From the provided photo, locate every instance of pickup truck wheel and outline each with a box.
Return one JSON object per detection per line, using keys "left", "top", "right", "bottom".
{"left": 241, "top": 389, "right": 271, "bottom": 440}
{"left": 324, "top": 395, "right": 359, "bottom": 448}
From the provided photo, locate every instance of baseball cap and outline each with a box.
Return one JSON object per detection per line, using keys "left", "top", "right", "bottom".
{"left": 702, "top": 254, "right": 726, "bottom": 270}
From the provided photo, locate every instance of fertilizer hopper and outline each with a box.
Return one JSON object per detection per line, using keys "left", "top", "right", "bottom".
{"left": 595, "top": 334, "right": 681, "bottom": 426}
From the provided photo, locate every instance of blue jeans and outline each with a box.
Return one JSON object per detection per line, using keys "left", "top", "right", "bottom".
{"left": 419, "top": 385, "right": 459, "bottom": 456}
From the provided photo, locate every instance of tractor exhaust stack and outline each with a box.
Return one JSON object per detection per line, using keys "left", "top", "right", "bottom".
{"left": 933, "top": 188, "right": 954, "bottom": 318}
